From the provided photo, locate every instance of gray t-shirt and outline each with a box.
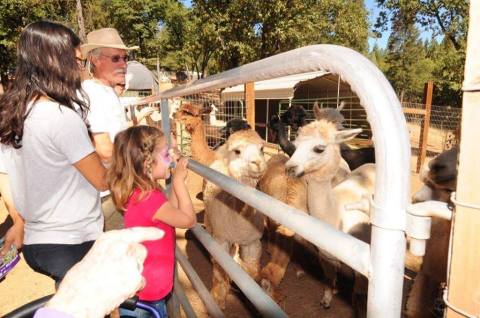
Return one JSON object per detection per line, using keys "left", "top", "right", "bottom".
{"left": 1, "top": 100, "right": 103, "bottom": 245}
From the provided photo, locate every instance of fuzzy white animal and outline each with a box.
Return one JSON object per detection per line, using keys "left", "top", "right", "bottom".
{"left": 203, "top": 129, "right": 267, "bottom": 309}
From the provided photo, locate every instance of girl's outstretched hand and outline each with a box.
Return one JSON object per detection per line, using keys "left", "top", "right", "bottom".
{"left": 172, "top": 157, "right": 189, "bottom": 183}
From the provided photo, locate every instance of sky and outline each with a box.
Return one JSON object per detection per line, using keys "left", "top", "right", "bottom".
{"left": 366, "top": 0, "right": 438, "bottom": 50}
{"left": 365, "top": 0, "right": 391, "bottom": 50}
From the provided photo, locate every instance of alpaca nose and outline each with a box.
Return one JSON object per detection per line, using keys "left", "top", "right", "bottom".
{"left": 250, "top": 159, "right": 261, "bottom": 167}
{"left": 250, "top": 158, "right": 266, "bottom": 171}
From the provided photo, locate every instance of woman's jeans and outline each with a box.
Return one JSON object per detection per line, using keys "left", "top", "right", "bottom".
{"left": 119, "top": 299, "right": 168, "bottom": 318}
{"left": 22, "top": 241, "right": 95, "bottom": 284}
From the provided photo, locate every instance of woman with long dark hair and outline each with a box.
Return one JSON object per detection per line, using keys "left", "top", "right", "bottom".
{"left": 0, "top": 21, "right": 108, "bottom": 284}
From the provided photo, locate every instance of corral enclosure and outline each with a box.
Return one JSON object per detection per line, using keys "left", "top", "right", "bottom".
{"left": 174, "top": 72, "right": 460, "bottom": 164}
{"left": 126, "top": 45, "right": 417, "bottom": 318}
{"left": 148, "top": 65, "right": 460, "bottom": 317}
{"left": 0, "top": 50, "right": 463, "bottom": 318}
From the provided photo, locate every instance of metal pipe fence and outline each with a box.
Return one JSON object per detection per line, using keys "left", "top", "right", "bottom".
{"left": 164, "top": 94, "right": 459, "bottom": 158}
{"left": 188, "top": 159, "right": 371, "bottom": 277}
{"left": 139, "top": 44, "right": 410, "bottom": 317}
{"left": 175, "top": 246, "right": 225, "bottom": 318}
{"left": 190, "top": 224, "right": 288, "bottom": 318}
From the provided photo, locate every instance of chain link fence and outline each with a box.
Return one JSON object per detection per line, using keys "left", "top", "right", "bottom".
{"left": 131, "top": 92, "right": 461, "bottom": 160}
{"left": 402, "top": 102, "right": 461, "bottom": 154}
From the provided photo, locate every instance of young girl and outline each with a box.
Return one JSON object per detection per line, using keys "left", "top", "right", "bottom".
{"left": 108, "top": 125, "right": 196, "bottom": 318}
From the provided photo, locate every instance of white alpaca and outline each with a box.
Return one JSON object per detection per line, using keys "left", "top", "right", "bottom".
{"left": 258, "top": 104, "right": 352, "bottom": 300}
{"left": 203, "top": 129, "right": 267, "bottom": 309}
{"left": 284, "top": 119, "right": 375, "bottom": 314}
{"left": 208, "top": 104, "right": 226, "bottom": 127}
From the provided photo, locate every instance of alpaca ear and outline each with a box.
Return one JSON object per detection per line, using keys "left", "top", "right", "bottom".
{"left": 334, "top": 128, "right": 362, "bottom": 143}
{"left": 337, "top": 101, "right": 345, "bottom": 111}
{"left": 313, "top": 102, "right": 322, "bottom": 120}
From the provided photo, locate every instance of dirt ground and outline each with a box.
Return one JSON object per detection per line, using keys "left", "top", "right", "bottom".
{"left": 0, "top": 157, "right": 425, "bottom": 317}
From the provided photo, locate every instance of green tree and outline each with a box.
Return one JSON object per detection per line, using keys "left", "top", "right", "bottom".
{"left": 376, "top": 0, "right": 468, "bottom": 106}
{"left": 253, "top": 0, "right": 312, "bottom": 59}
{"left": 0, "top": 0, "right": 77, "bottom": 87}
{"left": 154, "top": 1, "right": 221, "bottom": 78}
{"left": 368, "top": 44, "right": 388, "bottom": 73}
{"left": 376, "top": 0, "right": 468, "bottom": 46}
{"left": 193, "top": 0, "right": 258, "bottom": 71}
{"left": 303, "top": 0, "right": 370, "bottom": 53}
{"left": 84, "top": 0, "right": 173, "bottom": 57}
{"left": 384, "top": 7, "right": 434, "bottom": 102}
{"left": 1, "top": 0, "right": 372, "bottom": 86}
{"left": 165, "top": 0, "right": 370, "bottom": 76}
{"left": 427, "top": 38, "right": 465, "bottom": 106}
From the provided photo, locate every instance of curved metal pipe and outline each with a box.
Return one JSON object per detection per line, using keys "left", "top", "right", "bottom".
{"left": 153, "top": 45, "right": 409, "bottom": 317}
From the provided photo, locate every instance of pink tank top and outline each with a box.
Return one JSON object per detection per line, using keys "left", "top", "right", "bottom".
{"left": 124, "top": 188, "right": 175, "bottom": 301}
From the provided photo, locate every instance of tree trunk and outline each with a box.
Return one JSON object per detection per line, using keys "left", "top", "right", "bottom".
{"left": 0, "top": 72, "right": 9, "bottom": 93}
{"left": 76, "top": 0, "right": 86, "bottom": 42}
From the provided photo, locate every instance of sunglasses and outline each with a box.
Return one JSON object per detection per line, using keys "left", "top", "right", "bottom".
{"left": 100, "top": 54, "right": 129, "bottom": 63}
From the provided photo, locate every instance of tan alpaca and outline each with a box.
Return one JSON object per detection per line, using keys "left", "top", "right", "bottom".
{"left": 203, "top": 129, "right": 267, "bottom": 309}
{"left": 284, "top": 119, "right": 375, "bottom": 315}
{"left": 257, "top": 154, "right": 308, "bottom": 299}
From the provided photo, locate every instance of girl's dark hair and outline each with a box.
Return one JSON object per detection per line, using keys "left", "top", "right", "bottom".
{"left": 0, "top": 20, "right": 89, "bottom": 148}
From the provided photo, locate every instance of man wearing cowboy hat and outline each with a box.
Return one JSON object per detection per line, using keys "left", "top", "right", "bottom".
{"left": 81, "top": 28, "right": 138, "bottom": 231}
{"left": 81, "top": 28, "right": 138, "bottom": 162}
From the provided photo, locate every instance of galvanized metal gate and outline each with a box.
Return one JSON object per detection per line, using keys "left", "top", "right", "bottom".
{"left": 147, "top": 44, "right": 410, "bottom": 318}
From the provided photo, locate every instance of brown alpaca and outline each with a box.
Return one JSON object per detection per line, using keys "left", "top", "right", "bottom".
{"left": 407, "top": 147, "right": 458, "bottom": 318}
{"left": 257, "top": 154, "right": 308, "bottom": 299}
{"left": 174, "top": 103, "right": 217, "bottom": 166}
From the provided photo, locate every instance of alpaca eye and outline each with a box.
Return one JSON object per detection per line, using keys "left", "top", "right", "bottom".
{"left": 313, "top": 146, "right": 325, "bottom": 154}
{"left": 234, "top": 149, "right": 241, "bottom": 155}
{"left": 260, "top": 146, "right": 264, "bottom": 153}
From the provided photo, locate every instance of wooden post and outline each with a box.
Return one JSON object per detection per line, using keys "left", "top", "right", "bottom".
{"left": 157, "top": 55, "right": 161, "bottom": 93}
{"left": 416, "top": 81, "right": 433, "bottom": 173}
{"left": 245, "top": 82, "right": 255, "bottom": 129}
{"left": 446, "top": 2, "right": 480, "bottom": 316}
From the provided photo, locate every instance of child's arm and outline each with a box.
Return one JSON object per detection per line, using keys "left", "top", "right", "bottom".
{"left": 166, "top": 145, "right": 183, "bottom": 208}
{"left": 168, "top": 180, "right": 179, "bottom": 208}
{"left": 0, "top": 173, "right": 24, "bottom": 256}
{"left": 153, "top": 158, "right": 196, "bottom": 229}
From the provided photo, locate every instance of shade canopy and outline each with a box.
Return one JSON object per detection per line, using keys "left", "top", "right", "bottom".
{"left": 126, "top": 61, "right": 158, "bottom": 91}
{"left": 221, "top": 70, "right": 329, "bottom": 100}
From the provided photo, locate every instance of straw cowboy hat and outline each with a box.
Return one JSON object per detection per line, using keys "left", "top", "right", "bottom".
{"left": 81, "top": 28, "right": 139, "bottom": 57}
